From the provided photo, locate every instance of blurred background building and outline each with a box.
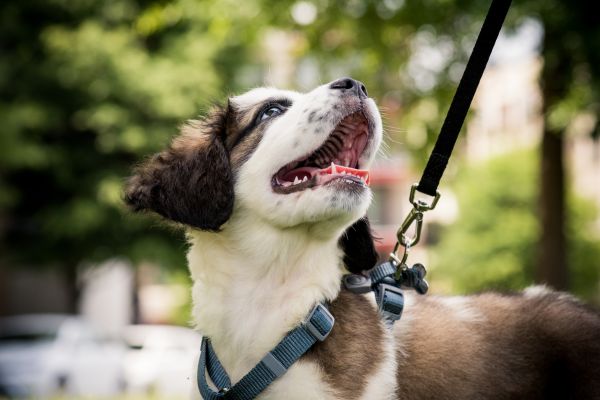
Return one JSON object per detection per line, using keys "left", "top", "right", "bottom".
{"left": 1, "top": 0, "right": 599, "bottom": 398}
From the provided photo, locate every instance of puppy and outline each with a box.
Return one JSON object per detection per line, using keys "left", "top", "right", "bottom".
{"left": 126, "top": 78, "right": 600, "bottom": 399}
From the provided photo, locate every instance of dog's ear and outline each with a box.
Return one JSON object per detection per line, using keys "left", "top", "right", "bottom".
{"left": 340, "top": 217, "right": 379, "bottom": 274}
{"left": 124, "top": 106, "right": 234, "bottom": 231}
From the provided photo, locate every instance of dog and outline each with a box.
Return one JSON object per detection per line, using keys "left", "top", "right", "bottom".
{"left": 125, "top": 78, "right": 600, "bottom": 399}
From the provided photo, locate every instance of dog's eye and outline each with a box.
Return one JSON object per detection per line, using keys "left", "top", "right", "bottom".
{"left": 258, "top": 105, "right": 284, "bottom": 122}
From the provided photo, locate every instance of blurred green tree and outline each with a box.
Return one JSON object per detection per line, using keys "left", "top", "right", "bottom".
{"left": 430, "top": 150, "right": 600, "bottom": 302}
{"left": 272, "top": 0, "right": 600, "bottom": 291}
{"left": 1, "top": 0, "right": 598, "bottom": 314}
{"left": 532, "top": 1, "right": 600, "bottom": 290}
{"left": 0, "top": 0, "right": 267, "bottom": 310}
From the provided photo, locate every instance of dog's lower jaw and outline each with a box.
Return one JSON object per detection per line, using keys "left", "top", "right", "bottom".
{"left": 187, "top": 212, "right": 348, "bottom": 392}
{"left": 236, "top": 169, "right": 372, "bottom": 233}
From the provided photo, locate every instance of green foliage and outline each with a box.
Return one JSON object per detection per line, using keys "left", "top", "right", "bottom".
{"left": 0, "top": 0, "right": 266, "bottom": 271}
{"left": 430, "top": 150, "right": 600, "bottom": 302}
{"left": 2, "top": 0, "right": 470, "bottom": 273}
{"left": 1, "top": 0, "right": 599, "bottom": 306}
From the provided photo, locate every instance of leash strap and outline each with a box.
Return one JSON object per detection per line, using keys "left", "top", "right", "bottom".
{"left": 416, "top": 0, "right": 512, "bottom": 197}
{"left": 197, "top": 303, "right": 334, "bottom": 400}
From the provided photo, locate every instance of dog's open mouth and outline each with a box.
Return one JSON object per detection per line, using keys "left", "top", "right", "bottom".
{"left": 272, "top": 111, "right": 370, "bottom": 194}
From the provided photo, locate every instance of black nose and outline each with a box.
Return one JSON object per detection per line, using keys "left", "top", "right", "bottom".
{"left": 329, "top": 77, "right": 368, "bottom": 98}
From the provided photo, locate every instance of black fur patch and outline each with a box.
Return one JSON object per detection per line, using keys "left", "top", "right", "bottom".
{"left": 339, "top": 217, "right": 378, "bottom": 273}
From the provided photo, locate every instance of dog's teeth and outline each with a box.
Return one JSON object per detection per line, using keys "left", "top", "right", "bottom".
{"left": 331, "top": 162, "right": 337, "bottom": 174}
{"left": 302, "top": 176, "right": 308, "bottom": 182}
{"left": 293, "top": 176, "right": 300, "bottom": 185}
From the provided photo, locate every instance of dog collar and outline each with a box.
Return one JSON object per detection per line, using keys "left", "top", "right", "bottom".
{"left": 197, "top": 303, "right": 334, "bottom": 400}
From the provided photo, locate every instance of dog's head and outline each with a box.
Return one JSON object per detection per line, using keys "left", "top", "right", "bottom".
{"left": 126, "top": 78, "right": 382, "bottom": 271}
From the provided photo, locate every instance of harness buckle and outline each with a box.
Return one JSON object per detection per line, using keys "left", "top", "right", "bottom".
{"left": 376, "top": 284, "right": 404, "bottom": 322}
{"left": 304, "top": 303, "right": 335, "bottom": 342}
{"left": 343, "top": 273, "right": 373, "bottom": 294}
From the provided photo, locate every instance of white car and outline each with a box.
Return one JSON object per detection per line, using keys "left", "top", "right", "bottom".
{"left": 122, "top": 324, "right": 201, "bottom": 397}
{"left": 0, "top": 314, "right": 125, "bottom": 398}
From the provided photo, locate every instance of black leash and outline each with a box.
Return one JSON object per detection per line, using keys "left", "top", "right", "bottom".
{"left": 346, "top": 0, "right": 513, "bottom": 317}
{"left": 417, "top": 0, "right": 513, "bottom": 197}
{"left": 391, "top": 0, "right": 512, "bottom": 265}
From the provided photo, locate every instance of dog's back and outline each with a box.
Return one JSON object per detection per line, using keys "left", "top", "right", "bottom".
{"left": 311, "top": 287, "right": 600, "bottom": 399}
{"left": 392, "top": 287, "right": 600, "bottom": 399}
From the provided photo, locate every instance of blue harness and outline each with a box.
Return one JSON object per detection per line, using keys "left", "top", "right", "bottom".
{"left": 197, "top": 303, "right": 334, "bottom": 399}
{"left": 346, "top": 260, "right": 429, "bottom": 325}
{"left": 196, "top": 262, "right": 427, "bottom": 399}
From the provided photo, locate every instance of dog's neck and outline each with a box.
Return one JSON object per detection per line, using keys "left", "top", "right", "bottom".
{"left": 187, "top": 212, "right": 347, "bottom": 380}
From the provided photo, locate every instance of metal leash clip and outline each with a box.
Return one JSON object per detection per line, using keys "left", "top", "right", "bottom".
{"left": 389, "top": 183, "right": 440, "bottom": 291}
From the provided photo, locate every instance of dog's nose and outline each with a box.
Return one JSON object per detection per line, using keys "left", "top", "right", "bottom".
{"left": 329, "top": 77, "right": 368, "bottom": 99}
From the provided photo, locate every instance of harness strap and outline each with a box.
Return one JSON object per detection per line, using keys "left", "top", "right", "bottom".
{"left": 343, "top": 261, "right": 433, "bottom": 326}
{"left": 369, "top": 261, "right": 396, "bottom": 284}
{"left": 417, "top": 0, "right": 512, "bottom": 197}
{"left": 342, "top": 263, "right": 404, "bottom": 325}
{"left": 369, "top": 262, "right": 404, "bottom": 324}
{"left": 197, "top": 303, "right": 334, "bottom": 400}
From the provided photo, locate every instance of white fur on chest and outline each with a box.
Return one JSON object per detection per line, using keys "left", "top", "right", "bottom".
{"left": 188, "top": 214, "right": 347, "bottom": 398}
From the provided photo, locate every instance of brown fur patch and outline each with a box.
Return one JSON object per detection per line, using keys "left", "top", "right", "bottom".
{"left": 124, "top": 107, "right": 234, "bottom": 230}
{"left": 305, "top": 290, "right": 386, "bottom": 399}
{"left": 395, "top": 292, "right": 600, "bottom": 399}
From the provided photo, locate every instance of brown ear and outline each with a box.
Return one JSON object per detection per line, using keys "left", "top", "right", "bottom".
{"left": 125, "top": 108, "right": 233, "bottom": 231}
{"left": 339, "top": 217, "right": 379, "bottom": 274}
